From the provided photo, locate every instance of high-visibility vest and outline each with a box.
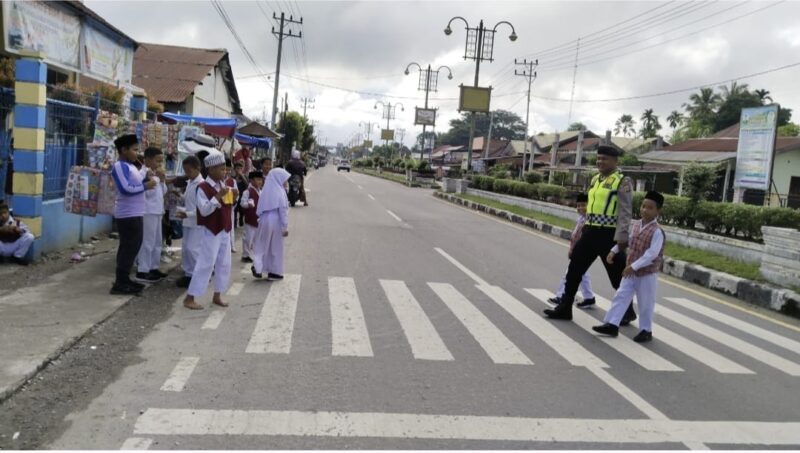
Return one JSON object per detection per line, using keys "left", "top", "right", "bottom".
{"left": 586, "top": 170, "right": 623, "bottom": 227}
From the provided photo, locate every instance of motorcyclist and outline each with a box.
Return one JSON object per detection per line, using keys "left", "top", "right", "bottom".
{"left": 285, "top": 149, "right": 308, "bottom": 207}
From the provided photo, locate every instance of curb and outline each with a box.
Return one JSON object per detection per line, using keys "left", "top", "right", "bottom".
{"left": 434, "top": 191, "right": 800, "bottom": 319}
{"left": 353, "top": 169, "right": 435, "bottom": 189}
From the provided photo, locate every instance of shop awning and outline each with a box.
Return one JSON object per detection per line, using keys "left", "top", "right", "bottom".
{"left": 235, "top": 132, "right": 272, "bottom": 149}
{"left": 159, "top": 112, "right": 237, "bottom": 138}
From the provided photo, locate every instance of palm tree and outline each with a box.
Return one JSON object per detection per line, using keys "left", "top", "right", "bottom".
{"left": 754, "top": 88, "right": 773, "bottom": 104}
{"left": 639, "top": 108, "right": 662, "bottom": 139}
{"left": 614, "top": 114, "right": 636, "bottom": 137}
{"left": 667, "top": 110, "right": 683, "bottom": 131}
{"left": 683, "top": 87, "right": 721, "bottom": 126}
{"left": 719, "top": 81, "right": 749, "bottom": 101}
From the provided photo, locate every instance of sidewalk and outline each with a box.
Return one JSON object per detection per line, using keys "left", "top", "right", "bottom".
{"left": 0, "top": 237, "right": 182, "bottom": 401}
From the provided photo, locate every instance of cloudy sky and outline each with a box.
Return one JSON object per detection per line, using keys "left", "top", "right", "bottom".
{"left": 87, "top": 0, "right": 800, "bottom": 147}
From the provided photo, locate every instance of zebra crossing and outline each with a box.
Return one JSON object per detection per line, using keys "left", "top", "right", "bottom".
{"left": 211, "top": 267, "right": 800, "bottom": 377}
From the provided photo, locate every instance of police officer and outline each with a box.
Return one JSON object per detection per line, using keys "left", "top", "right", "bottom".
{"left": 544, "top": 144, "right": 636, "bottom": 323}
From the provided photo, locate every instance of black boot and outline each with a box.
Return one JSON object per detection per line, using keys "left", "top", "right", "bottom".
{"left": 592, "top": 323, "right": 619, "bottom": 337}
{"left": 544, "top": 302, "right": 572, "bottom": 320}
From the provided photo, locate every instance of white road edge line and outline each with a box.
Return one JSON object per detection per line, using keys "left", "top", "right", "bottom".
{"left": 358, "top": 185, "right": 363, "bottom": 190}
{"left": 386, "top": 210, "right": 402, "bottom": 222}
{"left": 133, "top": 409, "right": 800, "bottom": 446}
{"left": 160, "top": 356, "right": 200, "bottom": 392}
{"left": 119, "top": 437, "right": 153, "bottom": 450}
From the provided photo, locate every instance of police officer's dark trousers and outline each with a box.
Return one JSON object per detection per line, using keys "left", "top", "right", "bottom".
{"left": 560, "top": 226, "right": 636, "bottom": 318}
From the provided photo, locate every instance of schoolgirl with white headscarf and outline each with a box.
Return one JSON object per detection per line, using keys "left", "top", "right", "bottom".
{"left": 251, "top": 168, "right": 291, "bottom": 279}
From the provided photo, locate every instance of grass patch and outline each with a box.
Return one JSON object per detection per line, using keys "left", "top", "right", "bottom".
{"left": 454, "top": 193, "right": 766, "bottom": 282}
{"left": 355, "top": 168, "right": 408, "bottom": 185}
{"left": 456, "top": 193, "right": 577, "bottom": 230}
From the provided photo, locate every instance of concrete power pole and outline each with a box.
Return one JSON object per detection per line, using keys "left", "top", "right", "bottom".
{"left": 514, "top": 58, "right": 538, "bottom": 178}
{"left": 270, "top": 11, "right": 302, "bottom": 160}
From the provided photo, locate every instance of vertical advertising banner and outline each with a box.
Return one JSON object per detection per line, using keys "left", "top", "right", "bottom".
{"left": 2, "top": 0, "right": 81, "bottom": 69}
{"left": 734, "top": 105, "right": 779, "bottom": 191}
{"left": 82, "top": 26, "right": 134, "bottom": 83}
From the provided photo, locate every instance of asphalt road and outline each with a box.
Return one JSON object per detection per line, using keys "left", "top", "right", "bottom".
{"left": 46, "top": 166, "right": 800, "bottom": 449}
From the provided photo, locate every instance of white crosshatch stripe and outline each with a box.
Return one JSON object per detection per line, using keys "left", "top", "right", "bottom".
{"left": 329, "top": 277, "right": 374, "bottom": 357}
{"left": 119, "top": 437, "right": 152, "bottom": 450}
{"left": 201, "top": 310, "right": 226, "bottom": 330}
{"left": 246, "top": 274, "right": 302, "bottom": 354}
{"left": 160, "top": 357, "right": 200, "bottom": 392}
{"left": 380, "top": 280, "right": 454, "bottom": 361}
{"left": 593, "top": 295, "right": 754, "bottom": 374}
{"left": 526, "top": 289, "right": 682, "bottom": 372}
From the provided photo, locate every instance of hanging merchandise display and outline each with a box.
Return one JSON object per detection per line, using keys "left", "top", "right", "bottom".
{"left": 64, "top": 166, "right": 101, "bottom": 217}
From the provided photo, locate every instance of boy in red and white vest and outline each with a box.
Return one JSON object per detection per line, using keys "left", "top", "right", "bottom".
{"left": 183, "top": 151, "right": 235, "bottom": 310}
{"left": 239, "top": 170, "right": 264, "bottom": 262}
{"left": 593, "top": 191, "right": 665, "bottom": 343}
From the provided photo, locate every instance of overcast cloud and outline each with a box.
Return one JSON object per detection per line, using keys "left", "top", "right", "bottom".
{"left": 86, "top": 0, "right": 800, "bottom": 146}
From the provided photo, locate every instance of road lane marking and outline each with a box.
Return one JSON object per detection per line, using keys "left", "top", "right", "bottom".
{"left": 430, "top": 283, "right": 532, "bottom": 365}
{"left": 666, "top": 297, "right": 800, "bottom": 355}
{"left": 653, "top": 302, "right": 800, "bottom": 376}
{"left": 386, "top": 210, "right": 402, "bottom": 222}
{"left": 526, "top": 289, "right": 682, "bottom": 372}
{"left": 592, "top": 296, "right": 753, "bottom": 375}
{"left": 380, "top": 280, "right": 454, "bottom": 361}
{"left": 226, "top": 282, "right": 244, "bottom": 296}
{"left": 120, "top": 437, "right": 152, "bottom": 450}
{"left": 246, "top": 274, "right": 302, "bottom": 354}
{"left": 432, "top": 195, "right": 800, "bottom": 334}
{"left": 357, "top": 185, "right": 363, "bottom": 190}
{"left": 133, "top": 408, "right": 800, "bottom": 445}
{"left": 160, "top": 356, "right": 200, "bottom": 392}
{"left": 329, "top": 277, "right": 374, "bottom": 357}
{"left": 201, "top": 310, "right": 227, "bottom": 330}
{"left": 478, "top": 284, "right": 608, "bottom": 369}
{"left": 433, "top": 247, "right": 490, "bottom": 287}
{"left": 368, "top": 194, "right": 376, "bottom": 201}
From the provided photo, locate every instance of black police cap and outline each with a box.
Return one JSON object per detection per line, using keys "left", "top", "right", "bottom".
{"left": 596, "top": 145, "right": 622, "bottom": 157}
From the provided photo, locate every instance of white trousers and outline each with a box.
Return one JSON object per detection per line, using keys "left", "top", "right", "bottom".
{"left": 181, "top": 226, "right": 199, "bottom": 276}
{"left": 137, "top": 214, "right": 162, "bottom": 273}
{"left": 0, "top": 232, "right": 35, "bottom": 258}
{"left": 187, "top": 228, "right": 231, "bottom": 297}
{"left": 604, "top": 273, "right": 658, "bottom": 332}
{"left": 230, "top": 206, "right": 236, "bottom": 251}
{"left": 242, "top": 224, "right": 257, "bottom": 258}
{"left": 556, "top": 272, "right": 593, "bottom": 299}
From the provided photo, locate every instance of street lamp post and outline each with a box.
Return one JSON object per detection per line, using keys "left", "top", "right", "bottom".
{"left": 359, "top": 121, "right": 379, "bottom": 146}
{"left": 374, "top": 101, "right": 404, "bottom": 161}
{"left": 444, "top": 17, "right": 517, "bottom": 172}
{"left": 404, "top": 62, "right": 454, "bottom": 162}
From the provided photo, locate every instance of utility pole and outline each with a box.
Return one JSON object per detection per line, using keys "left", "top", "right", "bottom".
{"left": 300, "top": 97, "right": 315, "bottom": 119}
{"left": 483, "top": 111, "right": 494, "bottom": 159}
{"left": 404, "top": 63, "right": 454, "bottom": 161}
{"left": 270, "top": 11, "right": 302, "bottom": 160}
{"left": 374, "top": 101, "right": 404, "bottom": 160}
{"left": 514, "top": 58, "right": 538, "bottom": 178}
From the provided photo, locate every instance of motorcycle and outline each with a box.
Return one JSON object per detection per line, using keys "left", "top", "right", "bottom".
{"left": 287, "top": 174, "right": 302, "bottom": 207}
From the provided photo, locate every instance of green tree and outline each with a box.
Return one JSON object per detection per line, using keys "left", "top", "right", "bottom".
{"left": 714, "top": 83, "right": 761, "bottom": 132}
{"left": 778, "top": 123, "right": 800, "bottom": 137}
{"left": 613, "top": 114, "right": 636, "bottom": 137}
{"left": 567, "top": 121, "right": 587, "bottom": 131}
{"left": 277, "top": 111, "right": 306, "bottom": 163}
{"left": 683, "top": 87, "right": 721, "bottom": 130}
{"left": 754, "top": 88, "right": 773, "bottom": 104}
{"left": 639, "top": 108, "right": 662, "bottom": 139}
{"left": 682, "top": 163, "right": 718, "bottom": 203}
{"left": 300, "top": 122, "right": 315, "bottom": 152}
{"left": 666, "top": 110, "right": 684, "bottom": 131}
{"left": 438, "top": 110, "right": 526, "bottom": 146}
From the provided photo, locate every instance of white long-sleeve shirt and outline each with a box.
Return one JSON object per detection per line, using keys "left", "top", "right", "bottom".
{"left": 239, "top": 184, "right": 260, "bottom": 209}
{"left": 611, "top": 219, "right": 664, "bottom": 271}
{"left": 182, "top": 174, "right": 205, "bottom": 228}
{"left": 143, "top": 175, "right": 167, "bottom": 215}
{"left": 196, "top": 176, "right": 224, "bottom": 218}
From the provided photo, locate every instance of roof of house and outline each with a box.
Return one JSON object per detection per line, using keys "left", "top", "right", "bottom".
{"left": 532, "top": 131, "right": 583, "bottom": 149}
{"left": 710, "top": 123, "right": 741, "bottom": 138}
{"left": 471, "top": 137, "right": 510, "bottom": 154}
{"left": 639, "top": 128, "right": 800, "bottom": 164}
{"left": 133, "top": 43, "right": 241, "bottom": 113}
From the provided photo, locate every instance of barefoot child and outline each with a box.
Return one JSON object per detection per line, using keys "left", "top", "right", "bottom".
{"left": 239, "top": 170, "right": 264, "bottom": 263}
{"left": 549, "top": 193, "right": 595, "bottom": 307}
{"left": 175, "top": 155, "right": 204, "bottom": 288}
{"left": 593, "top": 191, "right": 665, "bottom": 343}
{"left": 251, "top": 168, "right": 290, "bottom": 280}
{"left": 183, "top": 151, "right": 234, "bottom": 310}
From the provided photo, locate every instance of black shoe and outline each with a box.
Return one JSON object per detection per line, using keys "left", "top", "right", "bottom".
{"left": 620, "top": 312, "right": 638, "bottom": 326}
{"left": 251, "top": 266, "right": 262, "bottom": 279}
{"left": 176, "top": 276, "right": 191, "bottom": 288}
{"left": 110, "top": 283, "right": 142, "bottom": 296}
{"left": 150, "top": 269, "right": 169, "bottom": 279}
{"left": 577, "top": 297, "right": 596, "bottom": 308}
{"left": 592, "top": 323, "right": 619, "bottom": 337}
{"left": 135, "top": 272, "right": 161, "bottom": 283}
{"left": 121, "top": 279, "right": 145, "bottom": 289}
{"left": 267, "top": 273, "right": 284, "bottom": 280}
{"left": 543, "top": 304, "right": 572, "bottom": 321}
{"left": 633, "top": 330, "right": 653, "bottom": 343}
{"left": 241, "top": 256, "right": 253, "bottom": 263}
{"left": 547, "top": 296, "right": 562, "bottom": 306}
{"left": 10, "top": 256, "right": 30, "bottom": 266}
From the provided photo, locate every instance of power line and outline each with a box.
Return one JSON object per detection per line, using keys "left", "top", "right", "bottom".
{"left": 210, "top": 0, "right": 274, "bottom": 89}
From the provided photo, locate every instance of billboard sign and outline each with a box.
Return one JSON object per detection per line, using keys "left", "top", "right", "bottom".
{"left": 415, "top": 107, "right": 436, "bottom": 126}
{"left": 734, "top": 105, "right": 779, "bottom": 191}
{"left": 82, "top": 25, "right": 134, "bottom": 84}
{"left": 458, "top": 85, "right": 492, "bottom": 113}
{"left": 2, "top": 0, "right": 81, "bottom": 70}
{"left": 381, "top": 129, "right": 395, "bottom": 141}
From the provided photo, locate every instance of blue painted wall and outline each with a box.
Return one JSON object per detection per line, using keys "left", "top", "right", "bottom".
{"left": 40, "top": 199, "right": 112, "bottom": 254}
